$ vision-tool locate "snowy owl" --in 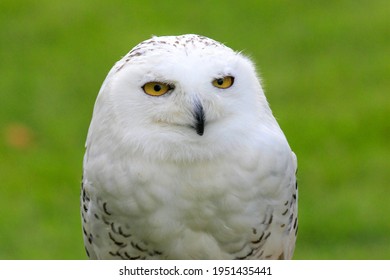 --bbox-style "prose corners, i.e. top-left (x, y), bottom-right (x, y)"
top-left (81, 34), bottom-right (298, 260)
